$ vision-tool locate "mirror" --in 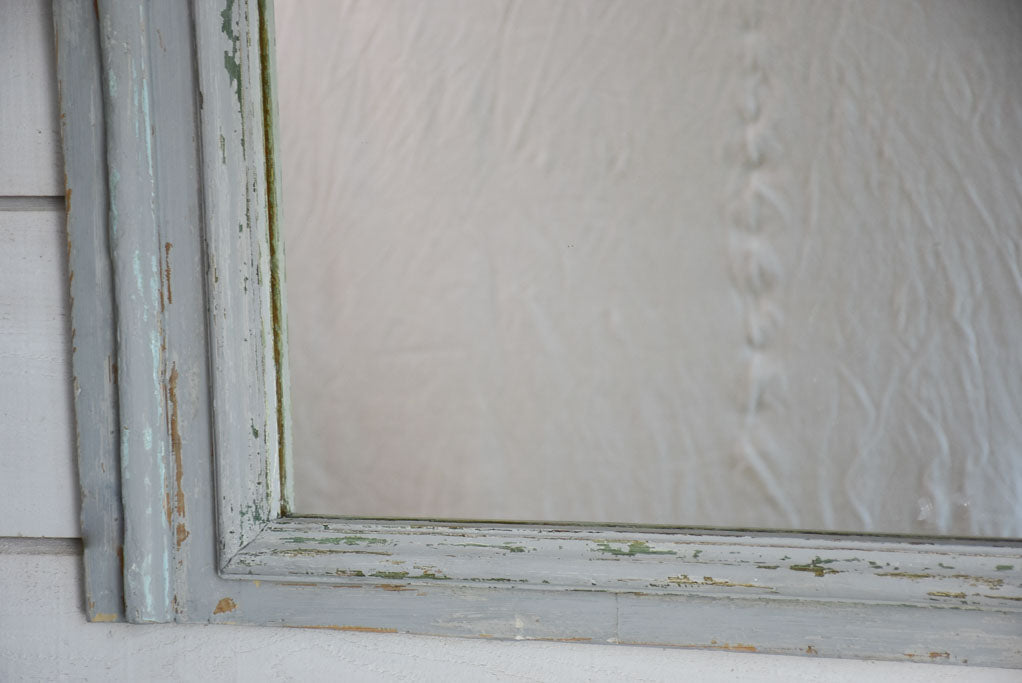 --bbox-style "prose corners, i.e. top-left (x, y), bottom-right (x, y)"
top-left (274, 0), bottom-right (1022, 536)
